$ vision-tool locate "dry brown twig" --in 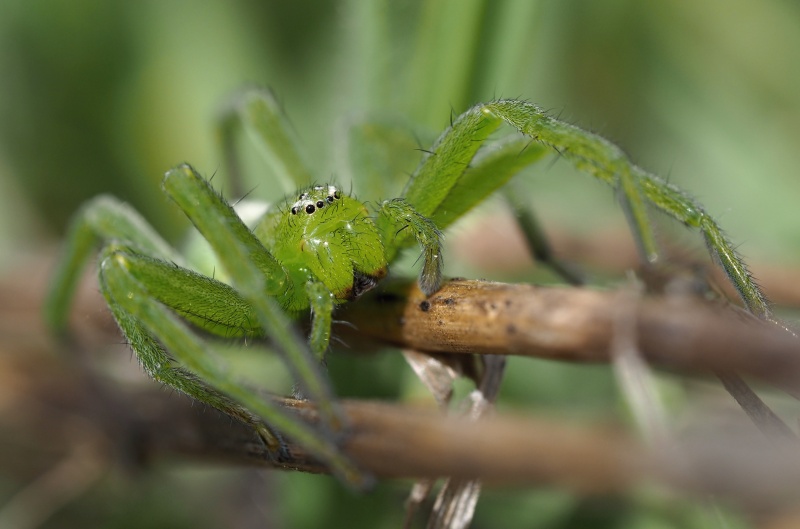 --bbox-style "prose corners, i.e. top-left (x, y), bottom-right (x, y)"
top-left (5, 348), bottom-right (800, 511)
top-left (341, 278), bottom-right (800, 390)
